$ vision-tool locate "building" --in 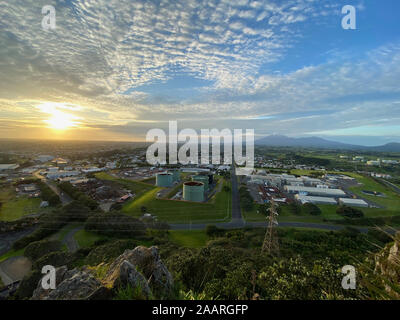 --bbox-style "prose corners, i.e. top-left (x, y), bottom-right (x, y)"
top-left (36, 155), bottom-right (54, 163)
top-left (192, 175), bottom-right (209, 191)
top-left (295, 194), bottom-right (337, 205)
top-left (47, 171), bottom-right (80, 180)
top-left (284, 185), bottom-right (346, 197)
top-left (0, 163), bottom-right (19, 171)
top-left (367, 160), bottom-right (380, 166)
top-left (183, 181), bottom-right (204, 202)
top-left (167, 169), bottom-right (180, 182)
top-left (338, 198), bottom-right (369, 207)
top-left (156, 173), bottom-right (173, 187)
